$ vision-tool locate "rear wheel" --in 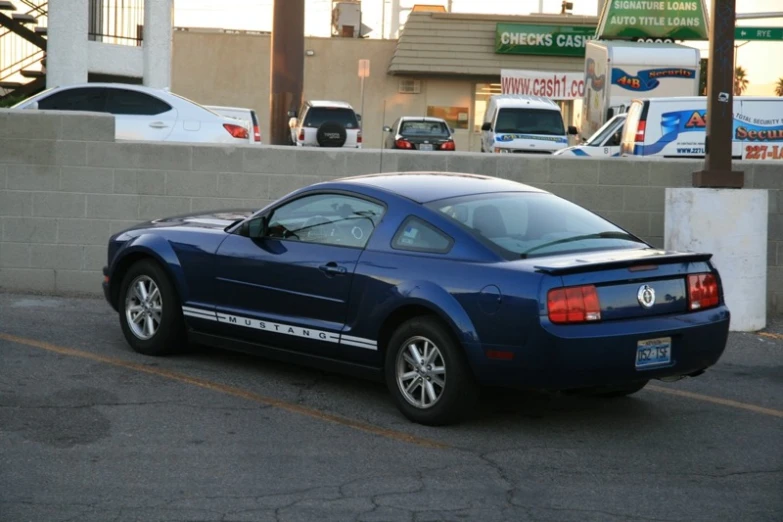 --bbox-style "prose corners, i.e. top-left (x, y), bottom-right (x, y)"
top-left (384, 317), bottom-right (478, 426)
top-left (118, 259), bottom-right (187, 356)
